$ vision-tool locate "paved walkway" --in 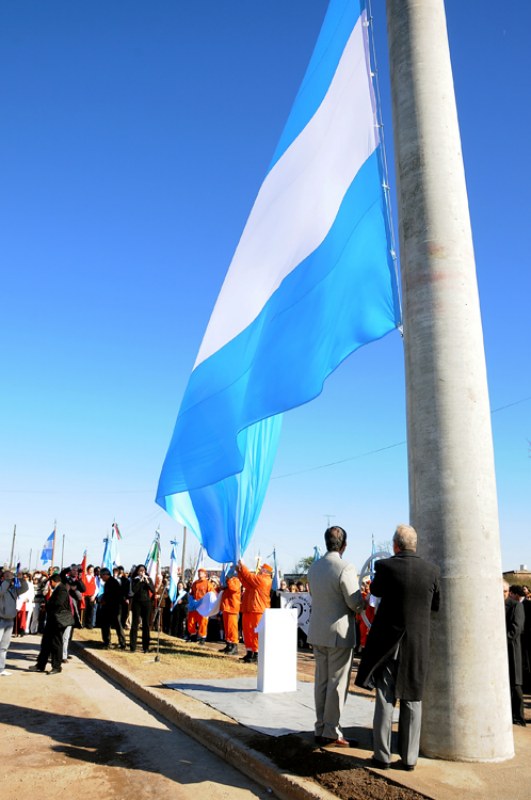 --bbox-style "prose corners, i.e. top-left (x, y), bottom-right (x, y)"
top-left (0, 636), bottom-right (273, 800)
